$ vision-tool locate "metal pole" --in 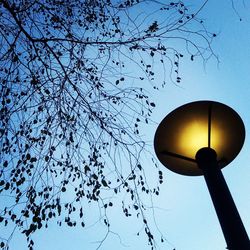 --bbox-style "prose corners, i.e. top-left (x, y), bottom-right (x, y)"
top-left (196, 147), bottom-right (250, 250)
